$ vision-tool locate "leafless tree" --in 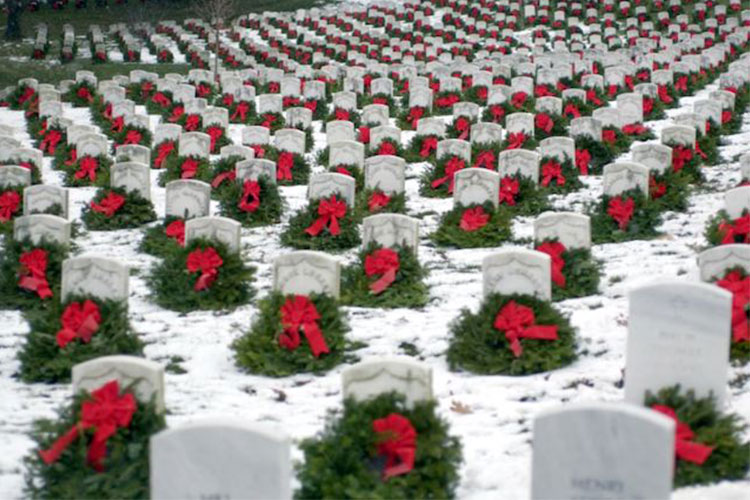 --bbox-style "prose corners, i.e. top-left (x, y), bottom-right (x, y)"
top-left (192, 0), bottom-right (238, 81)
